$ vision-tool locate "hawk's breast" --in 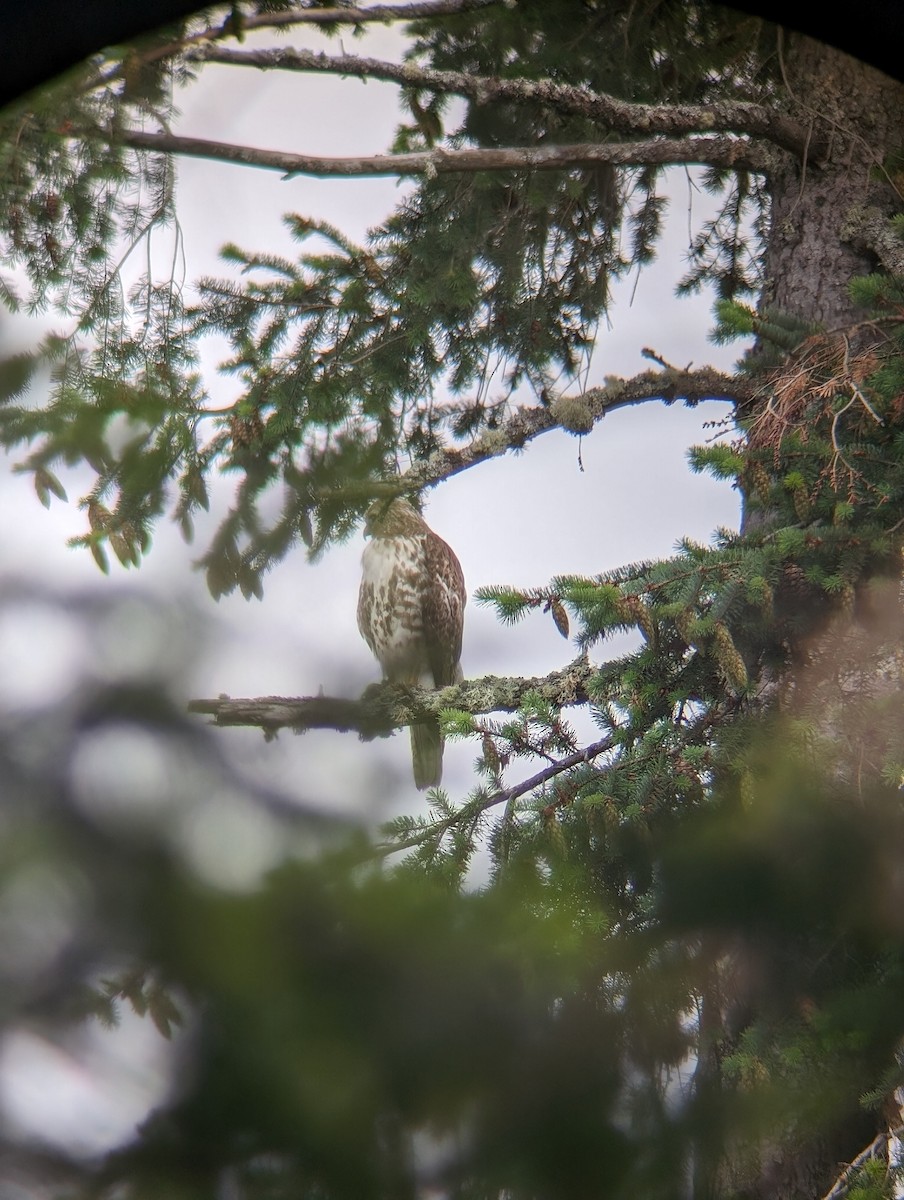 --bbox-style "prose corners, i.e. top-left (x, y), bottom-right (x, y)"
top-left (358, 533), bottom-right (433, 684)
